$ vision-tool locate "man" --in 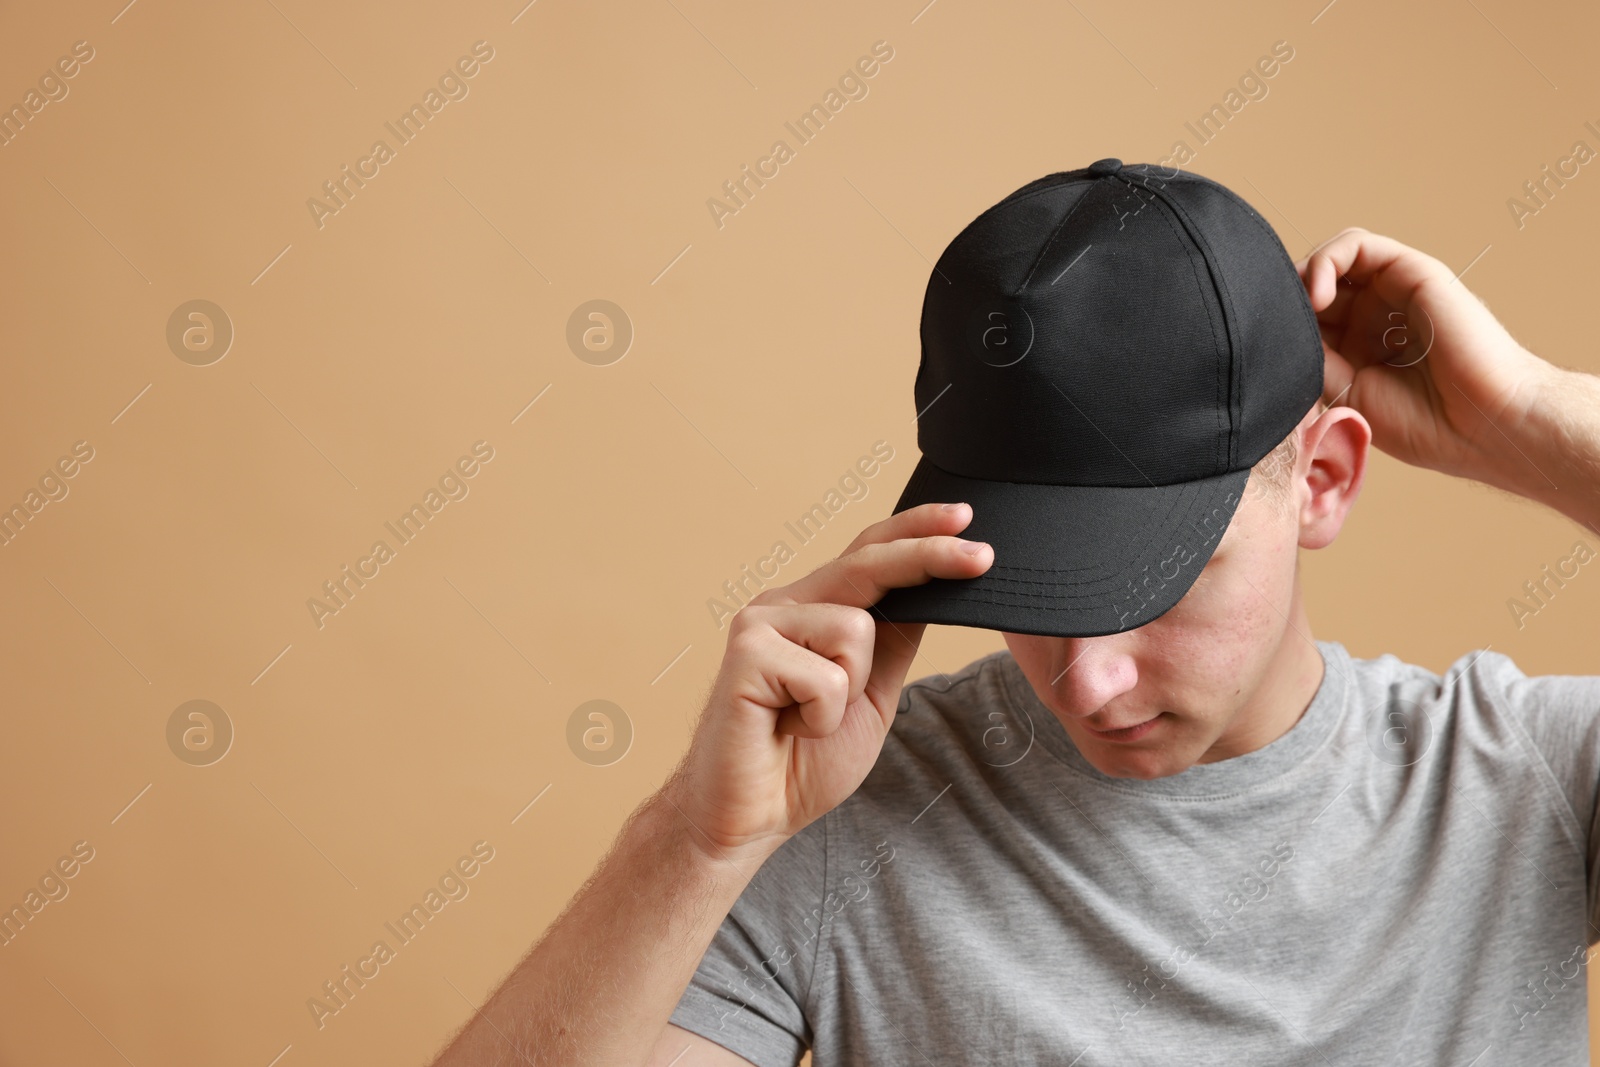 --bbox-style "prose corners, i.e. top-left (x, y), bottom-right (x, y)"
top-left (428, 161), bottom-right (1600, 1065)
